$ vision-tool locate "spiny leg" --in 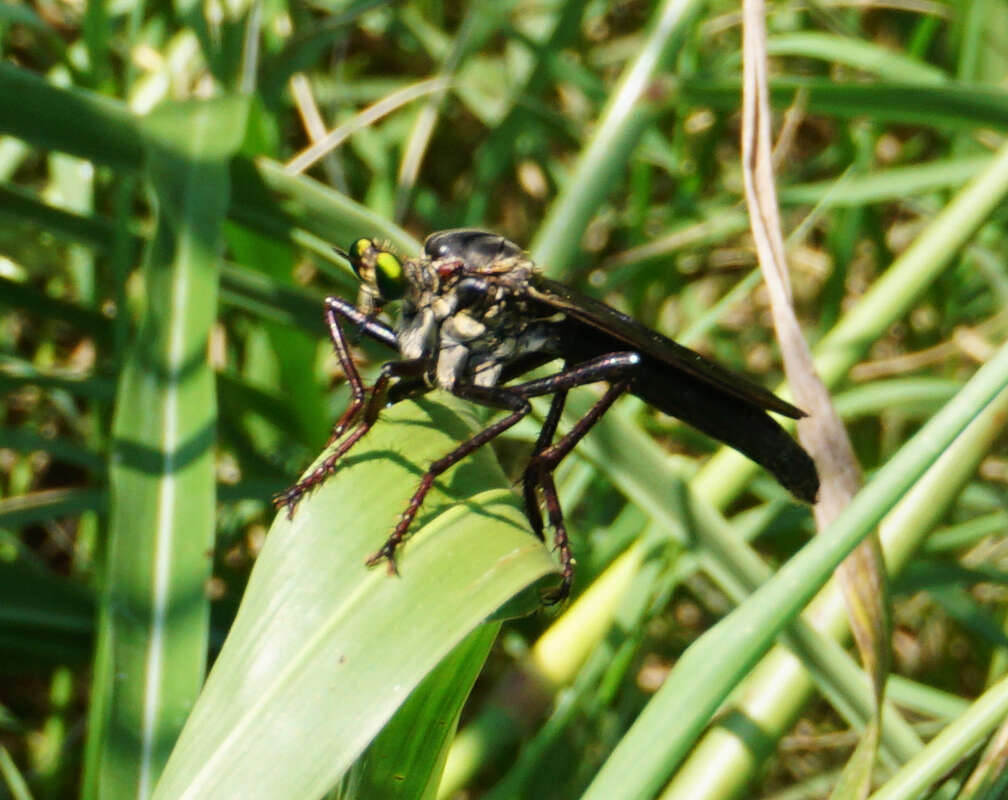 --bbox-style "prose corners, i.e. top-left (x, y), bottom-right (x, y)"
top-left (274, 366), bottom-right (391, 516)
top-left (509, 353), bottom-right (641, 483)
top-left (321, 297), bottom-right (397, 444)
top-left (366, 384), bottom-right (532, 573)
top-left (536, 468), bottom-right (573, 604)
top-left (527, 378), bottom-right (632, 474)
top-left (275, 297), bottom-right (424, 516)
top-left (276, 358), bottom-right (429, 515)
top-left (366, 352), bottom-right (640, 585)
top-left (508, 352), bottom-right (640, 483)
top-left (522, 389), bottom-right (568, 541)
top-left (506, 354), bottom-right (639, 600)
top-left (524, 379), bottom-right (631, 602)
